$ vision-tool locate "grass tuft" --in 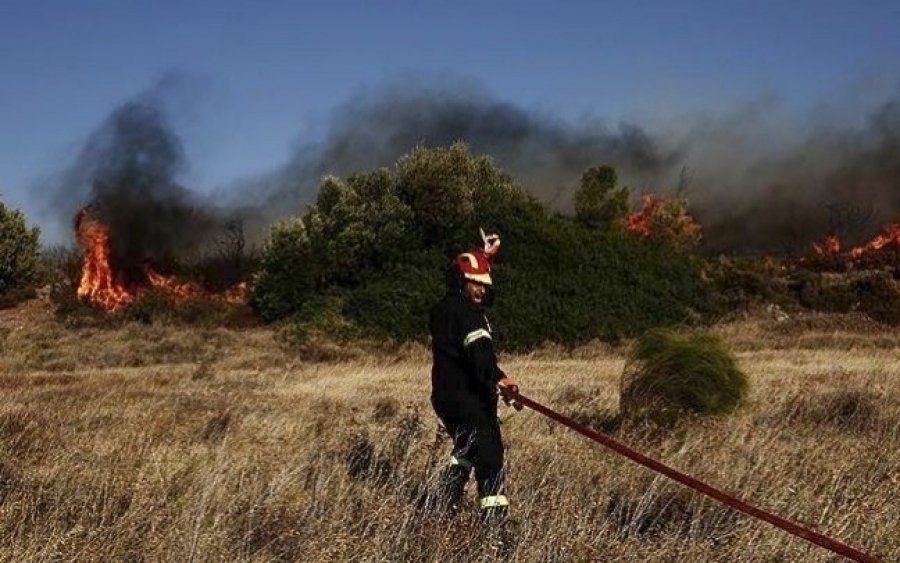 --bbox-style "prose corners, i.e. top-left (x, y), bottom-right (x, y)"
top-left (782, 390), bottom-right (881, 431)
top-left (621, 328), bottom-right (748, 423)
